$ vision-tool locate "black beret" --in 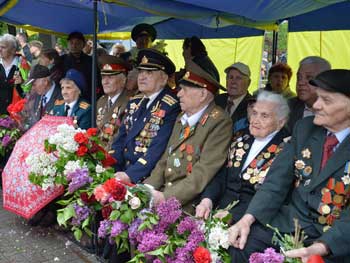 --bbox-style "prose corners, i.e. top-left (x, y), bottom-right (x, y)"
top-left (309, 69), bottom-right (350, 96)
top-left (131, 23), bottom-right (157, 42)
top-left (137, 48), bottom-right (175, 76)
